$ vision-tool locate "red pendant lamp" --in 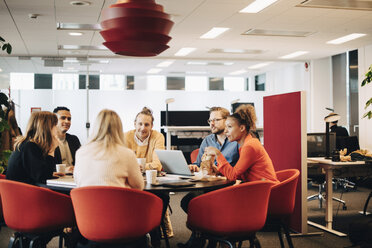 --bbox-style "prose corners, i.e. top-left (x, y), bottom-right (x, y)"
top-left (100, 0), bottom-right (174, 57)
